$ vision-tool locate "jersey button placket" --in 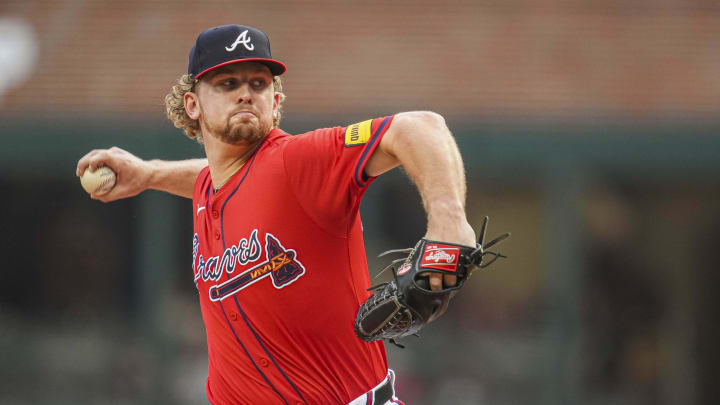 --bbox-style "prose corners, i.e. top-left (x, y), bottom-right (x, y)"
top-left (212, 210), bottom-right (219, 219)
top-left (214, 231), bottom-right (221, 240)
top-left (259, 357), bottom-right (269, 367)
